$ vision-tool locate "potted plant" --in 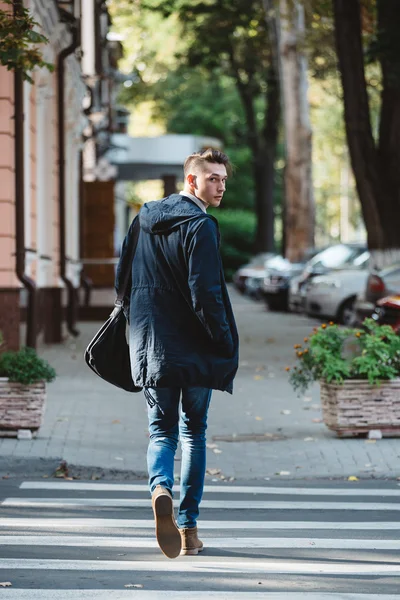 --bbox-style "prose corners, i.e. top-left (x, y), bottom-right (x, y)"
top-left (0, 333), bottom-right (56, 435)
top-left (287, 319), bottom-right (400, 437)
